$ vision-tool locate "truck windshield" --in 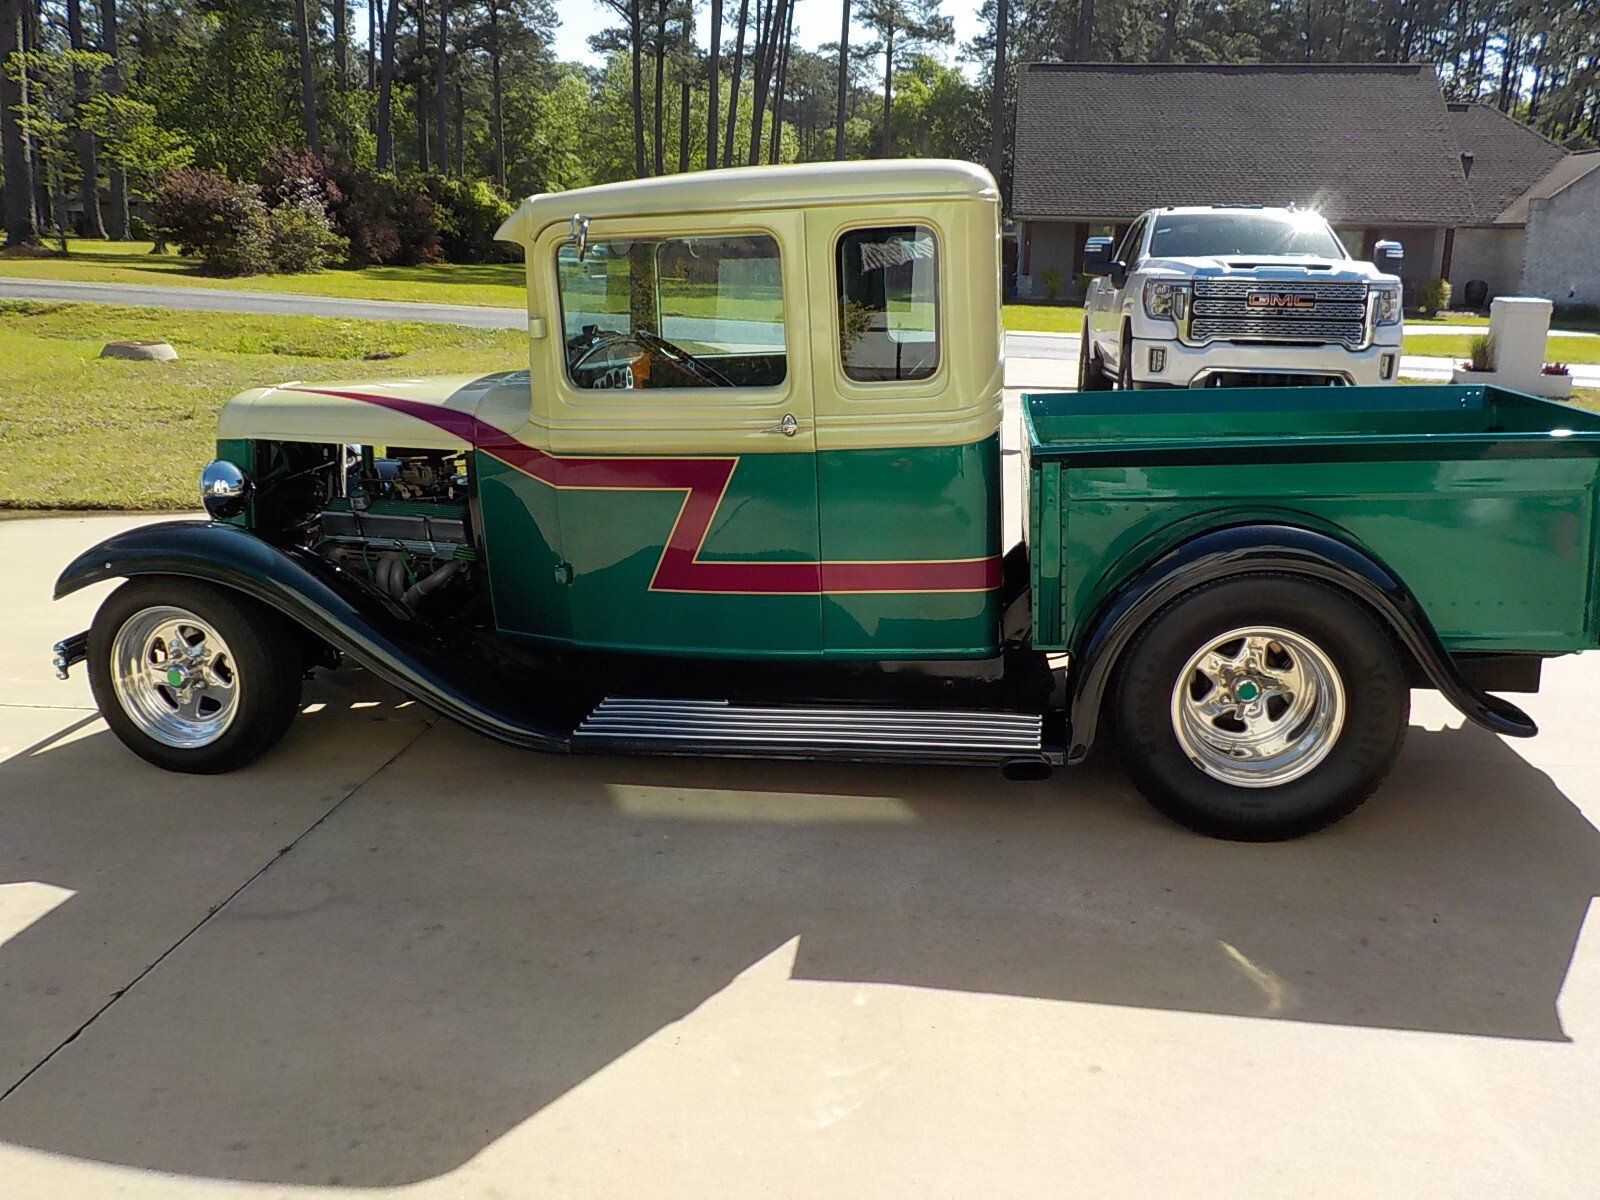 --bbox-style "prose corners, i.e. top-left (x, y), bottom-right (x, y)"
top-left (1148, 213), bottom-right (1345, 260)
